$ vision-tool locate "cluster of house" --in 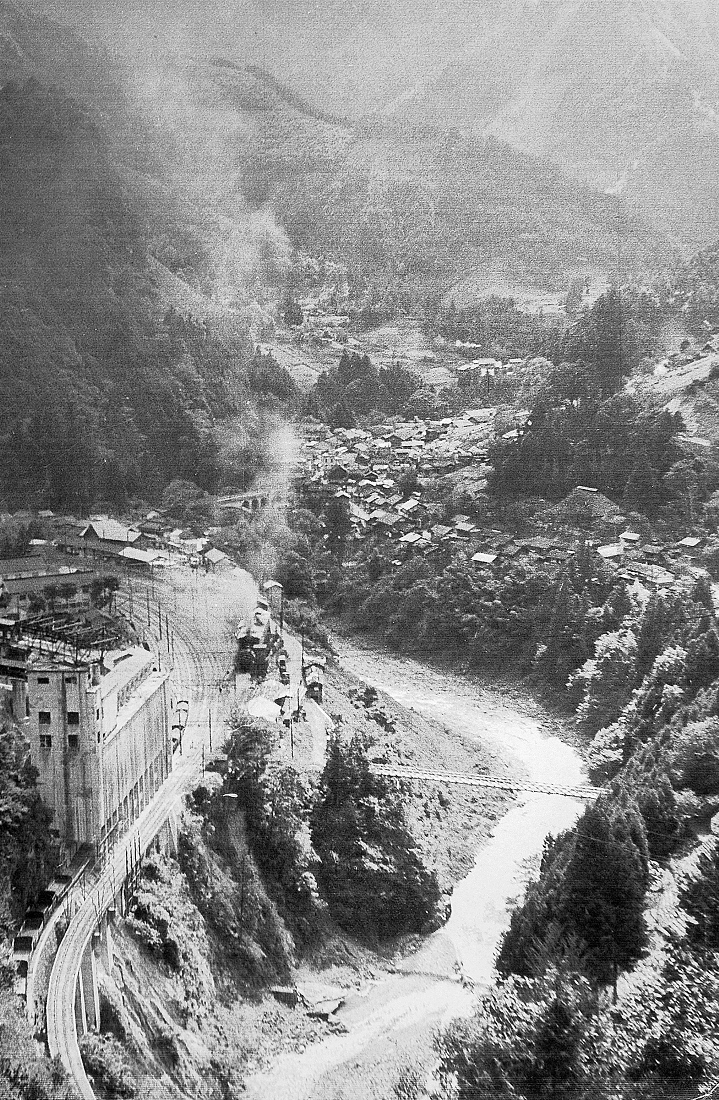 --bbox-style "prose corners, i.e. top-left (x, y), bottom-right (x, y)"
top-left (455, 356), bottom-right (525, 390)
top-left (299, 423), bottom-right (708, 588)
top-left (0, 515), bottom-right (235, 617)
top-left (300, 411), bottom-right (495, 519)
